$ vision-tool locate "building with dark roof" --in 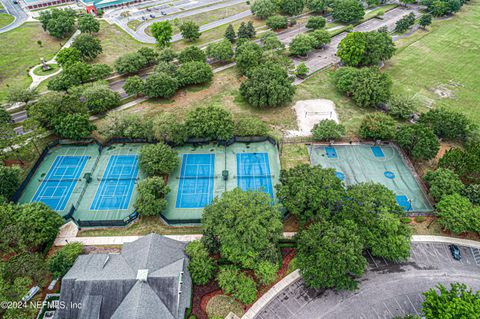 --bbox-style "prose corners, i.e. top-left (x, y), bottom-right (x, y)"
top-left (55, 234), bottom-right (192, 319)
